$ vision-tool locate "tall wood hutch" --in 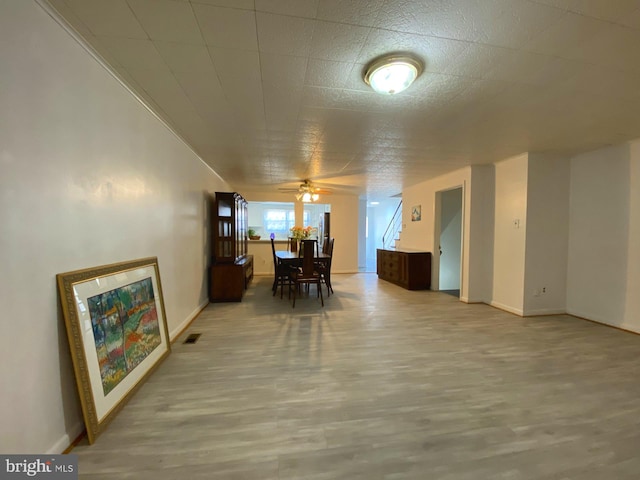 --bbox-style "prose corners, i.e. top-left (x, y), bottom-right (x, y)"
top-left (210, 192), bottom-right (253, 302)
